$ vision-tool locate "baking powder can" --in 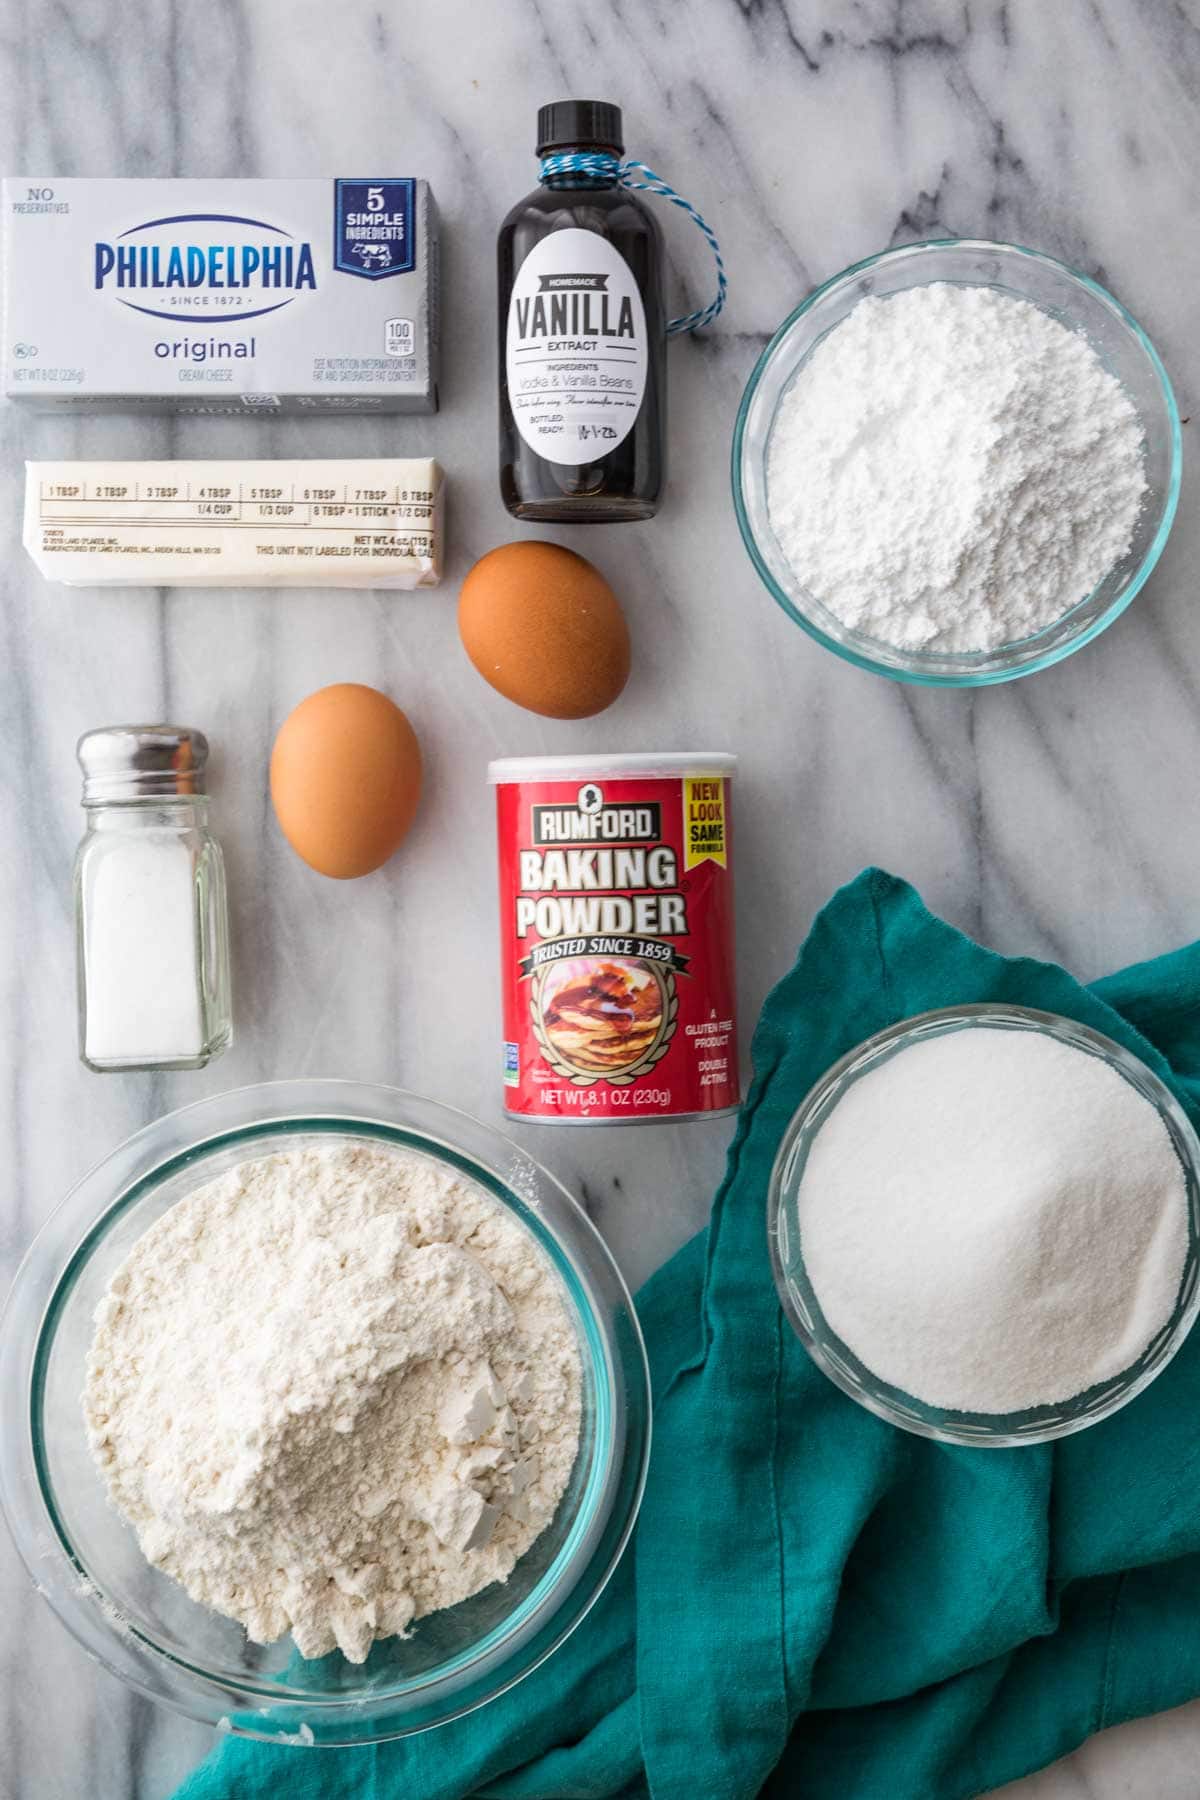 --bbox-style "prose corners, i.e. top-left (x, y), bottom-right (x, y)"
top-left (489, 753), bottom-right (739, 1124)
